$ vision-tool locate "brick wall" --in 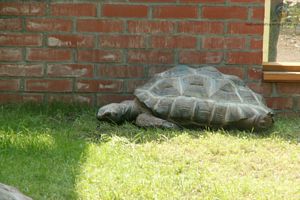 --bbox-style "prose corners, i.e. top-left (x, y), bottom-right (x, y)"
top-left (0, 0), bottom-right (268, 108)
